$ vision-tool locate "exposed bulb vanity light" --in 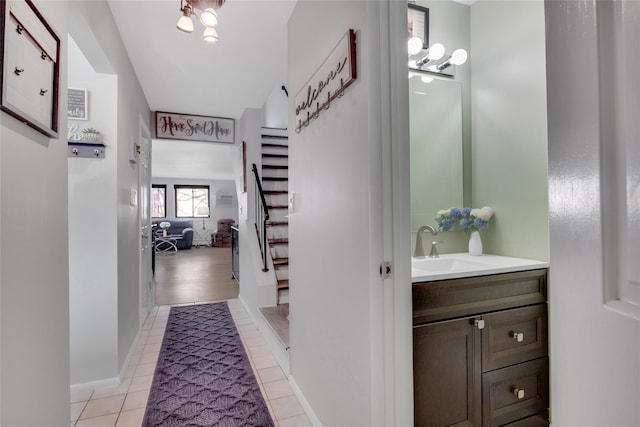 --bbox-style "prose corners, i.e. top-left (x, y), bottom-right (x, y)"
top-left (409, 41), bottom-right (468, 77)
top-left (416, 42), bottom-right (446, 67)
top-left (408, 36), bottom-right (423, 55)
top-left (437, 48), bottom-right (468, 71)
top-left (176, 0), bottom-right (224, 43)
